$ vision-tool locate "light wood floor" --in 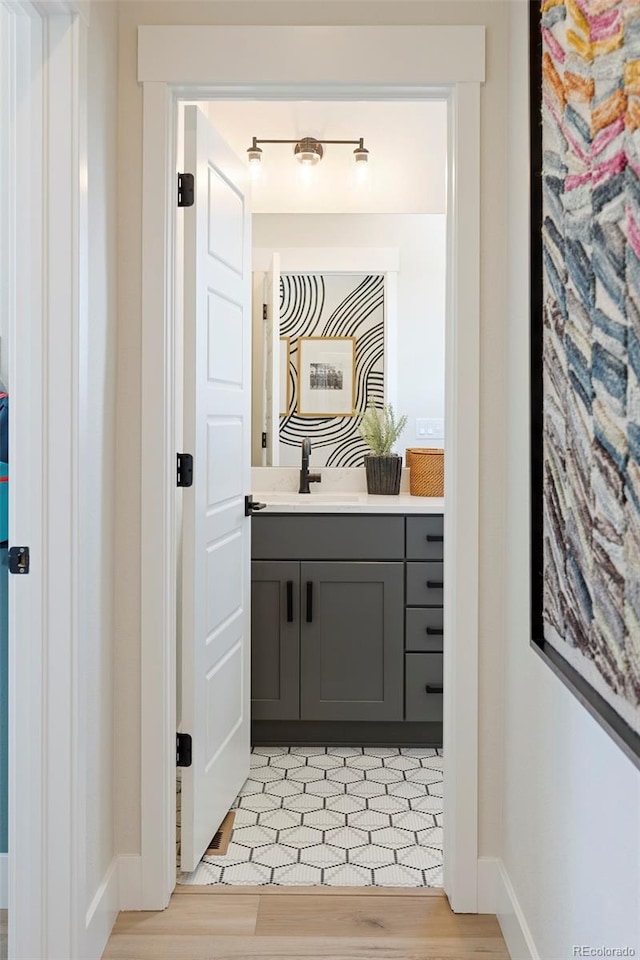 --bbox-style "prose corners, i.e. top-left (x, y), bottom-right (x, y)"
top-left (103, 886), bottom-right (510, 959)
